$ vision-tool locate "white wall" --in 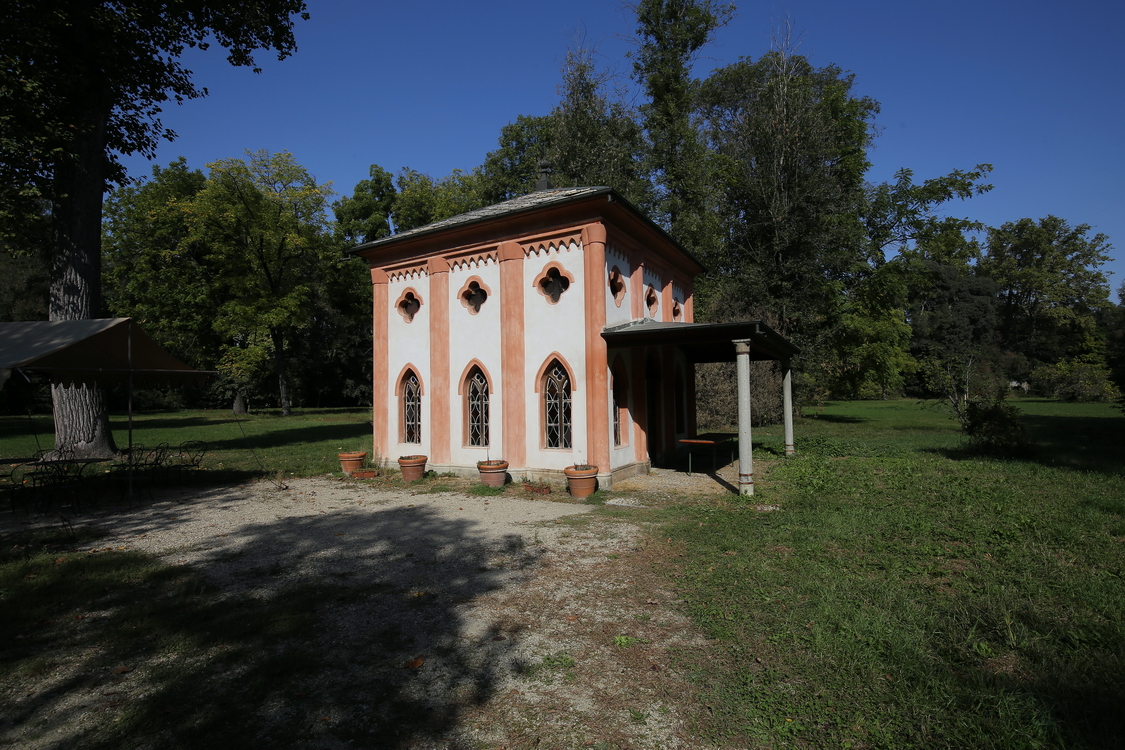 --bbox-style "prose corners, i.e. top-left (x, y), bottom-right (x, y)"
top-left (387, 270), bottom-right (431, 459)
top-left (604, 244), bottom-right (635, 327)
top-left (447, 258), bottom-right (503, 465)
top-left (523, 239), bottom-right (587, 469)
